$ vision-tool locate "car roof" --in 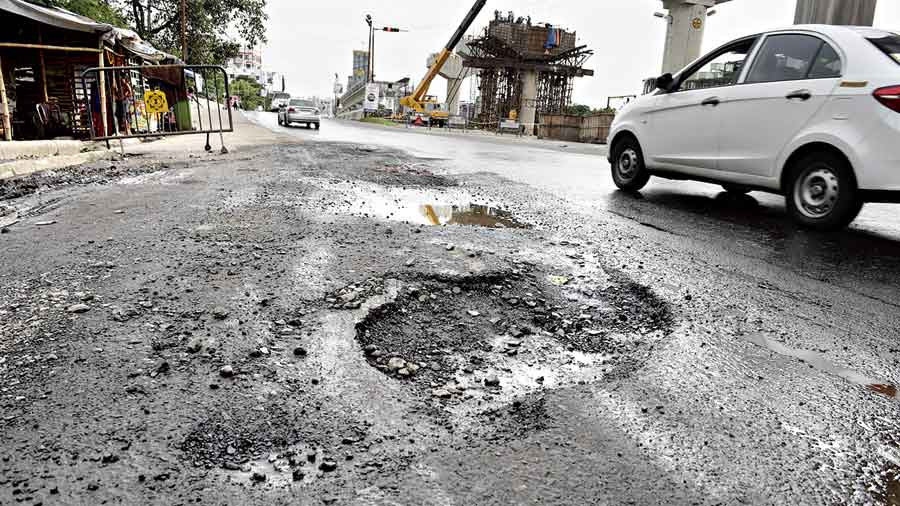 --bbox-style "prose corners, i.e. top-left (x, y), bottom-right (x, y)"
top-left (766, 24), bottom-right (897, 39)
